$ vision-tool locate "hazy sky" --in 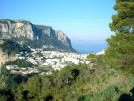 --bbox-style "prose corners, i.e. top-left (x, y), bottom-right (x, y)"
top-left (0, 0), bottom-right (116, 53)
